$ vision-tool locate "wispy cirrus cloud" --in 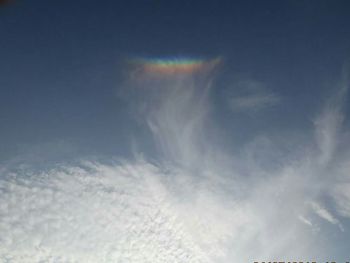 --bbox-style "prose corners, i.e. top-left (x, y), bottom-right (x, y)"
top-left (0, 59), bottom-right (349, 262)
top-left (229, 92), bottom-right (280, 111)
top-left (227, 80), bottom-right (280, 112)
